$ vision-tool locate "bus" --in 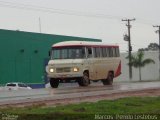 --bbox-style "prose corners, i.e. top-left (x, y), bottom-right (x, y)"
top-left (46, 41), bottom-right (121, 88)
